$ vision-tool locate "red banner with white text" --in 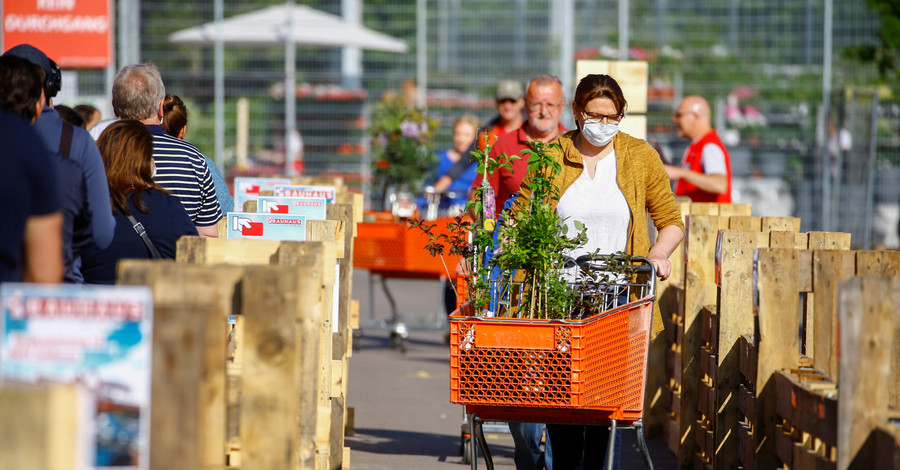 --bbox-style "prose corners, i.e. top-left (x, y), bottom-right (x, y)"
top-left (2, 0), bottom-right (111, 68)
